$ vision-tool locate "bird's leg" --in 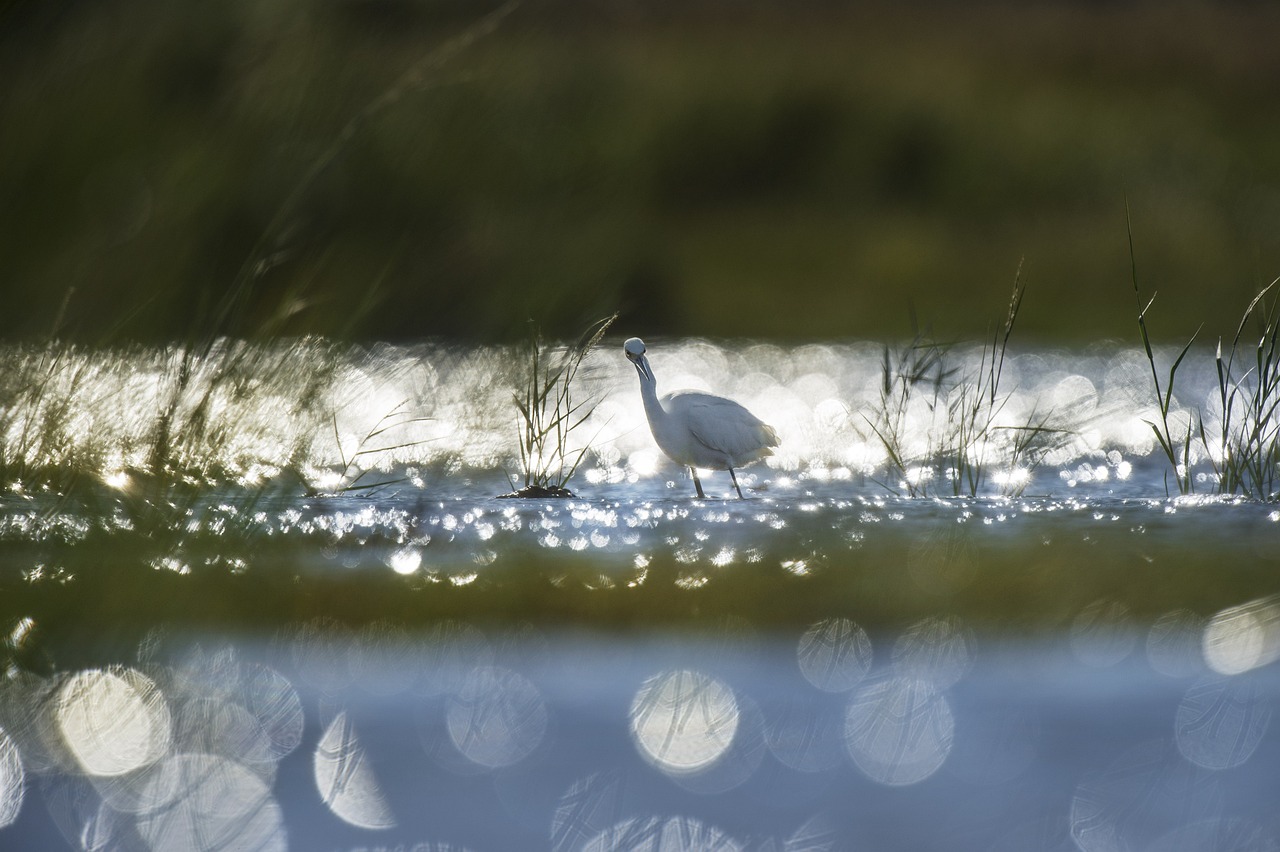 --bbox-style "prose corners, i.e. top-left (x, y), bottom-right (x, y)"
top-left (691, 468), bottom-right (706, 499)
top-left (728, 467), bottom-right (744, 499)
